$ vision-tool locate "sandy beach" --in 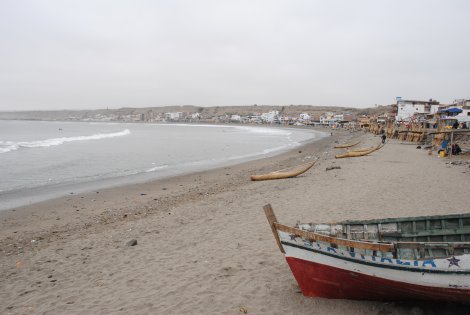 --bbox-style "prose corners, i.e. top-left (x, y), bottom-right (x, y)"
top-left (1, 130), bottom-right (469, 315)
